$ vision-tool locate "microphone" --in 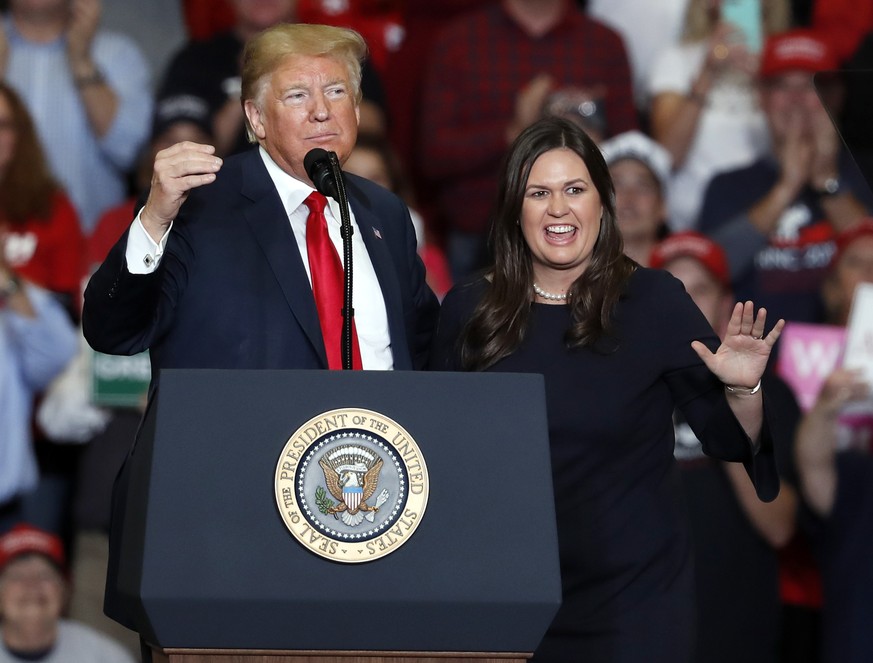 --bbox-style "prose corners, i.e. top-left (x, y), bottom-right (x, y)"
top-left (302, 147), bottom-right (356, 370)
top-left (303, 148), bottom-right (339, 199)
